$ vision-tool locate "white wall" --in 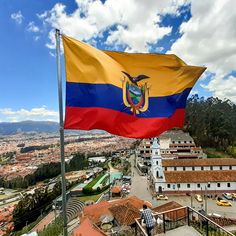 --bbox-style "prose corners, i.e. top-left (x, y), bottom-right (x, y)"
top-left (155, 181), bottom-right (236, 192)
top-left (163, 165), bottom-right (236, 172)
